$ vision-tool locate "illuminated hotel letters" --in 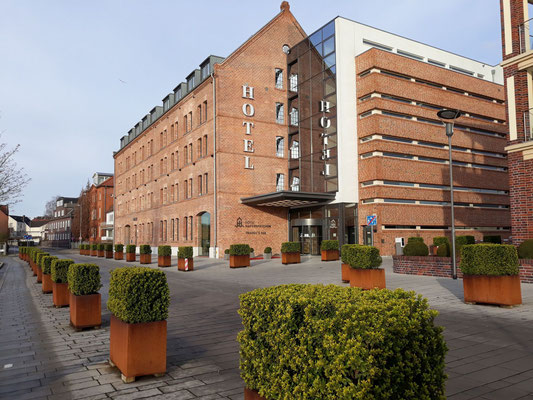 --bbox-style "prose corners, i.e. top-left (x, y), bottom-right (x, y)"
top-left (242, 84), bottom-right (255, 169)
